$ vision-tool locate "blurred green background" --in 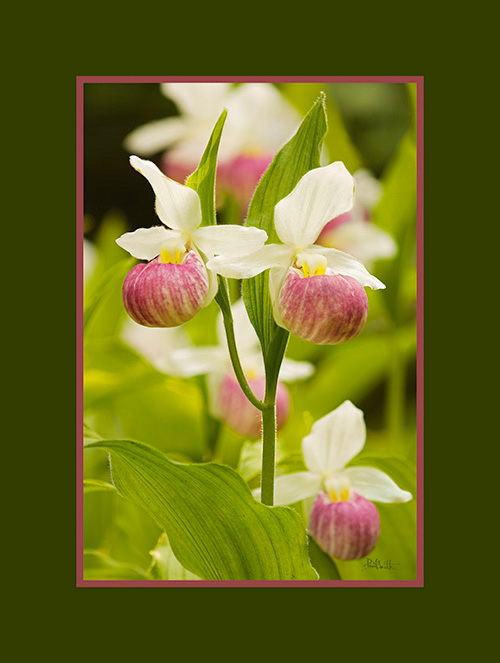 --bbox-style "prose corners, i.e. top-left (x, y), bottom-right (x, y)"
top-left (83, 82), bottom-right (417, 581)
